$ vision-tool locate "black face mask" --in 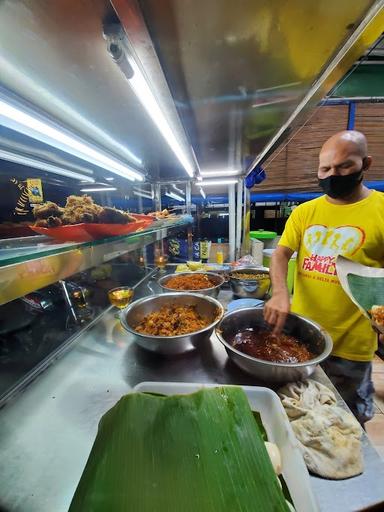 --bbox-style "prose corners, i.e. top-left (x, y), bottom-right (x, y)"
top-left (318, 168), bottom-right (364, 199)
